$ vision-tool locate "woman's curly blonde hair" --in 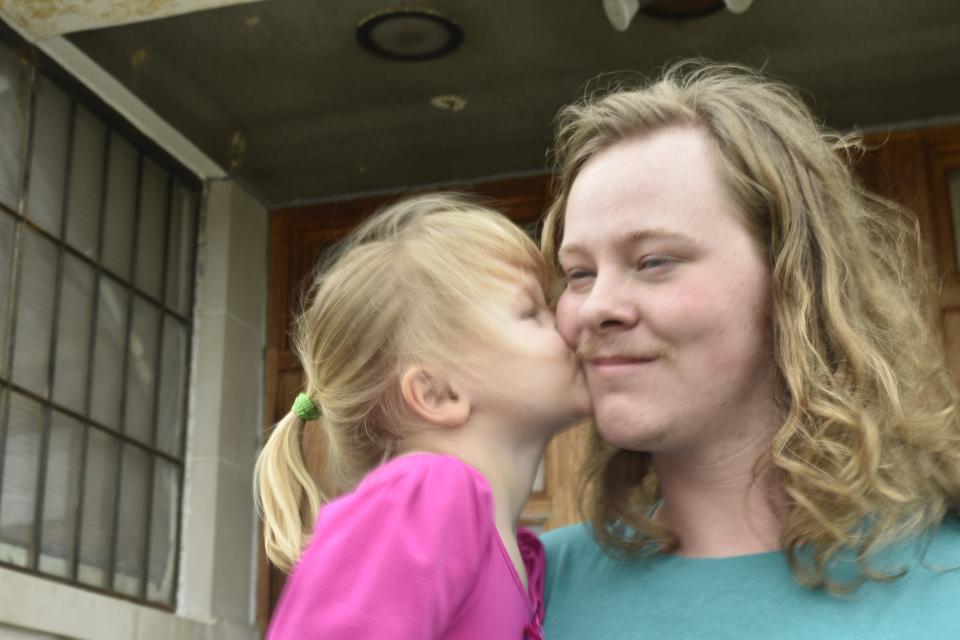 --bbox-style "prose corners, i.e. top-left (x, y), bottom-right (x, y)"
top-left (540, 60), bottom-right (960, 590)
